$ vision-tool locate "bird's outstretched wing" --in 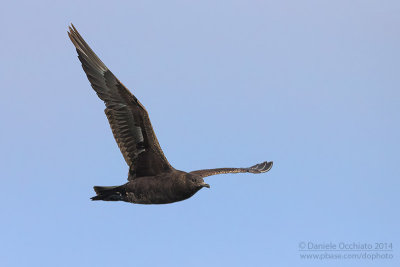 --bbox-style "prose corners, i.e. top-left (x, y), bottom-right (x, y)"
top-left (68, 24), bottom-right (172, 178)
top-left (190, 161), bottom-right (273, 178)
